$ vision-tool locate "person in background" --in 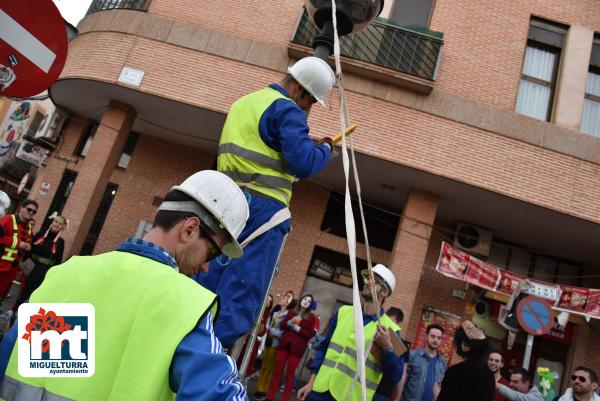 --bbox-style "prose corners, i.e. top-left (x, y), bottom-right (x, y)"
top-left (0, 199), bottom-right (36, 301)
top-left (267, 294), bottom-right (318, 401)
top-left (254, 291), bottom-right (297, 401)
top-left (557, 367), bottom-right (599, 401)
top-left (17, 213), bottom-right (67, 305)
top-left (437, 320), bottom-right (495, 401)
top-left (374, 307), bottom-right (408, 401)
top-left (497, 368), bottom-right (544, 401)
top-left (402, 324), bottom-right (447, 401)
top-left (488, 350), bottom-right (510, 401)
top-left (0, 191), bottom-right (10, 217)
top-left (297, 264), bottom-right (402, 401)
